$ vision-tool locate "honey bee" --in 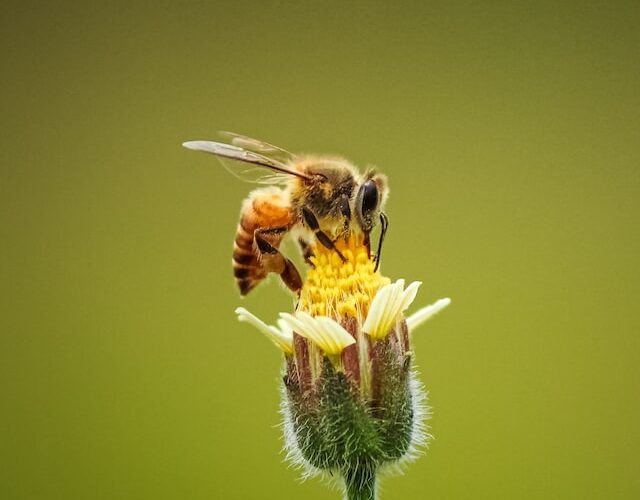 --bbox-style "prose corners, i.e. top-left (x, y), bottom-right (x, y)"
top-left (183, 132), bottom-right (389, 296)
